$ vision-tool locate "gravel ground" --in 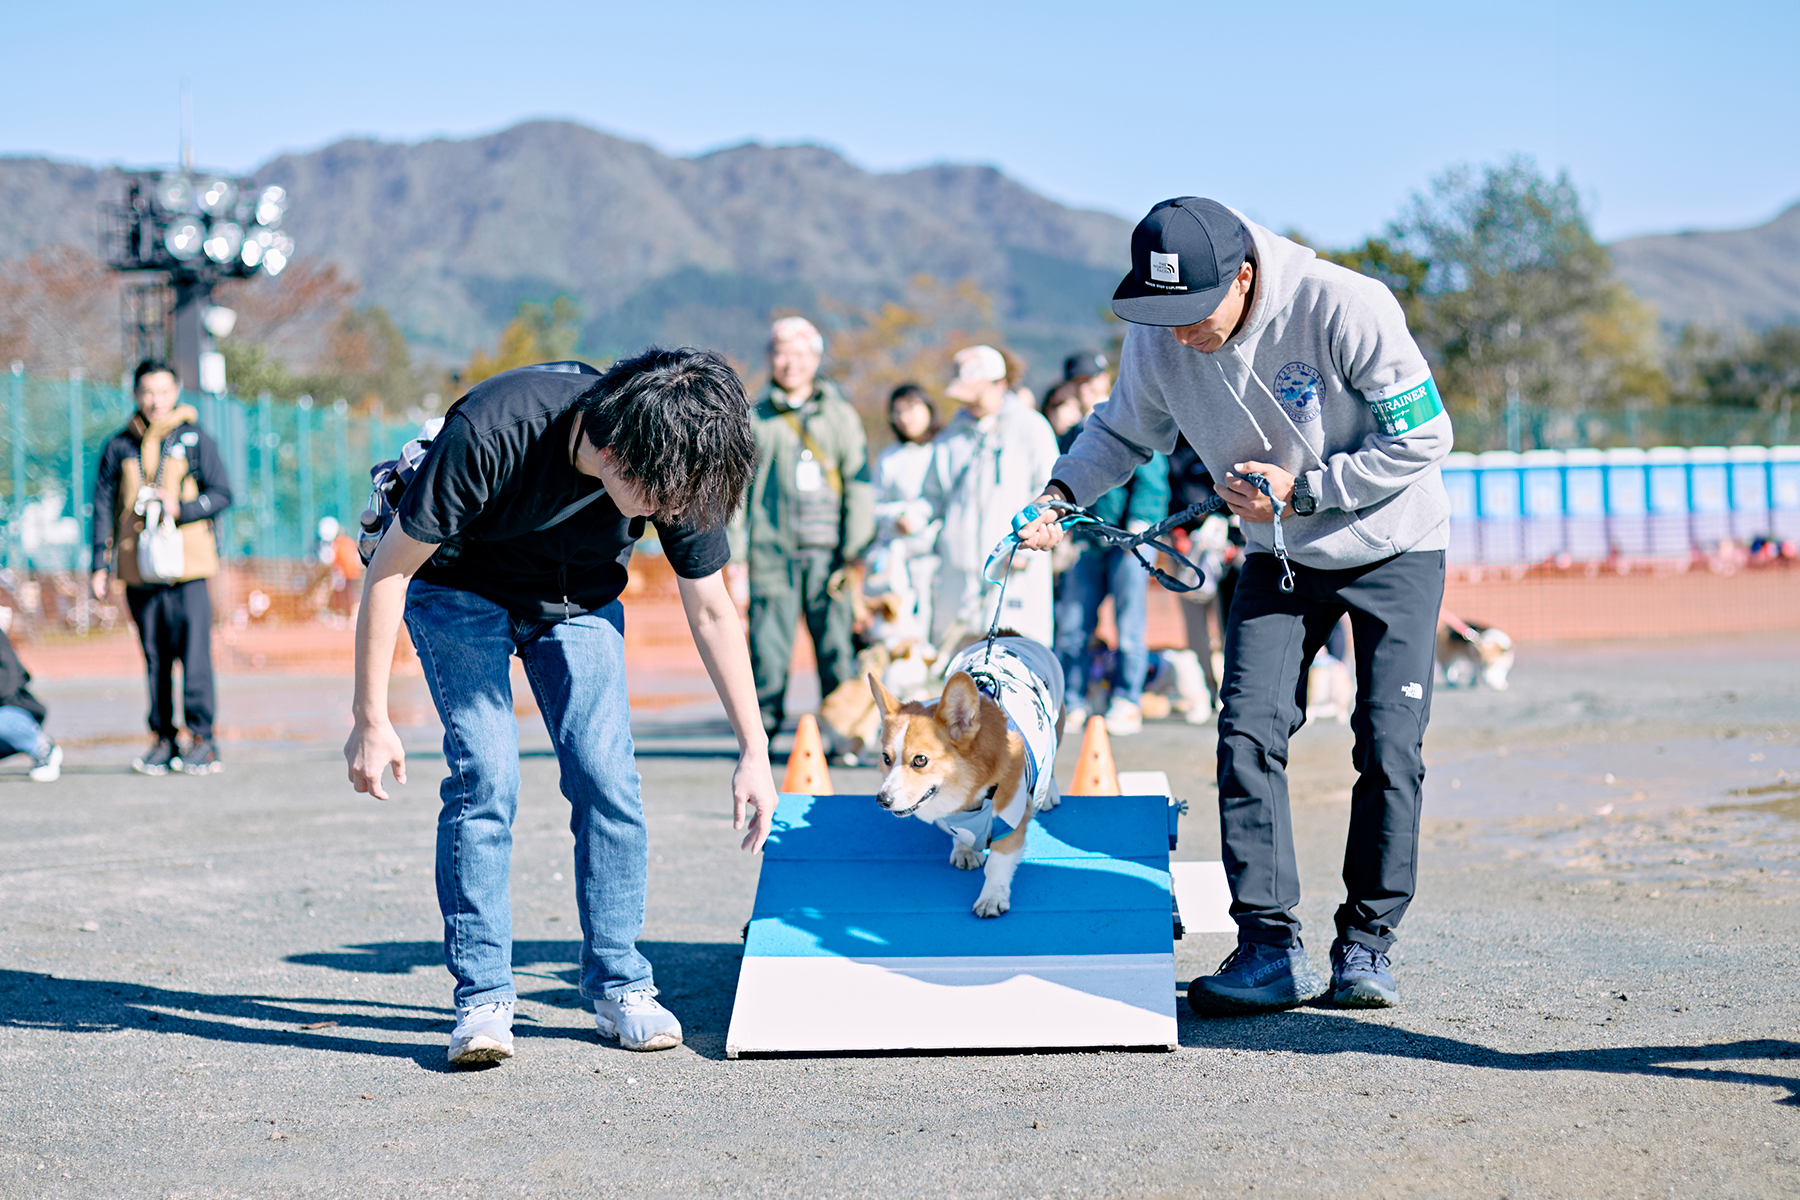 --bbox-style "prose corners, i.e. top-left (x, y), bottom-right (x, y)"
top-left (1, 634), bottom-right (1795, 1198)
